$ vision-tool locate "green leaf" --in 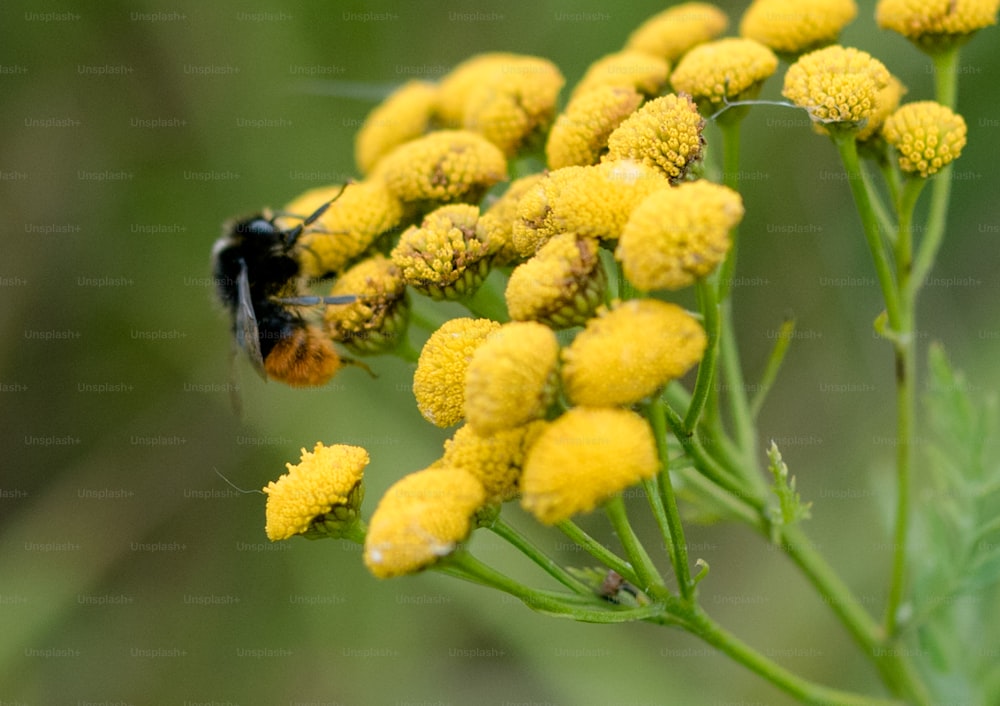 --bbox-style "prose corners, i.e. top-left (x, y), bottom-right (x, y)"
top-left (765, 441), bottom-right (811, 542)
